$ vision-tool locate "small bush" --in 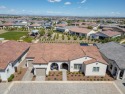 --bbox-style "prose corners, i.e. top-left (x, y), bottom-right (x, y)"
top-left (8, 74), bottom-right (14, 82)
top-left (0, 79), bottom-right (2, 82)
